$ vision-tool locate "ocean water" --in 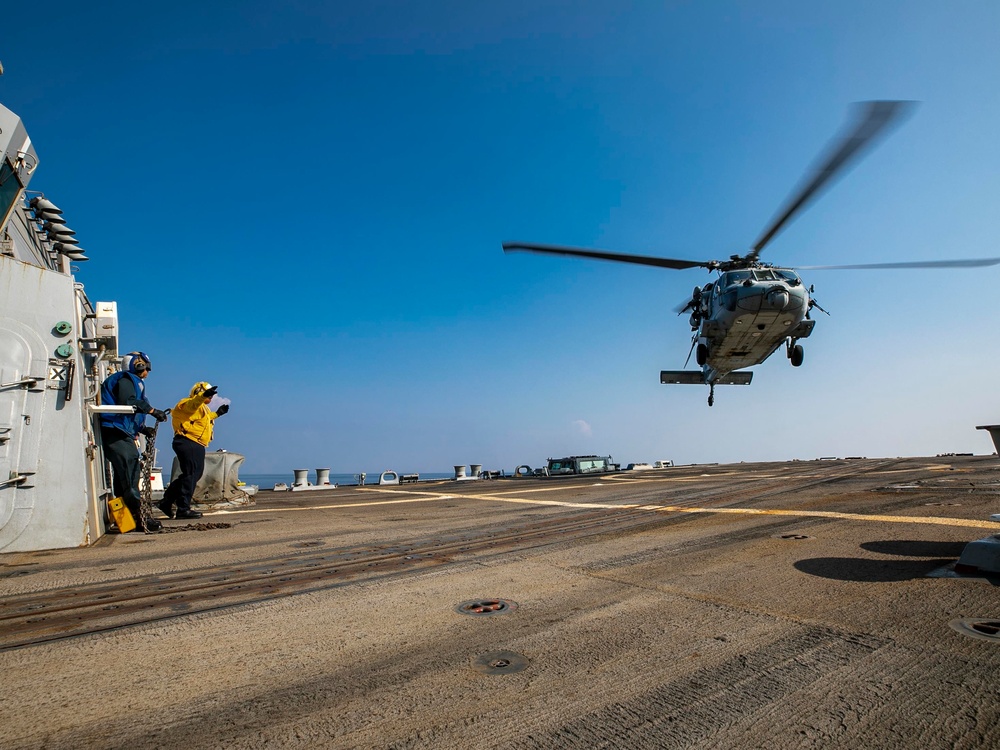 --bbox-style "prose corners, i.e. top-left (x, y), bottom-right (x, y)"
top-left (241, 471), bottom-right (454, 488)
